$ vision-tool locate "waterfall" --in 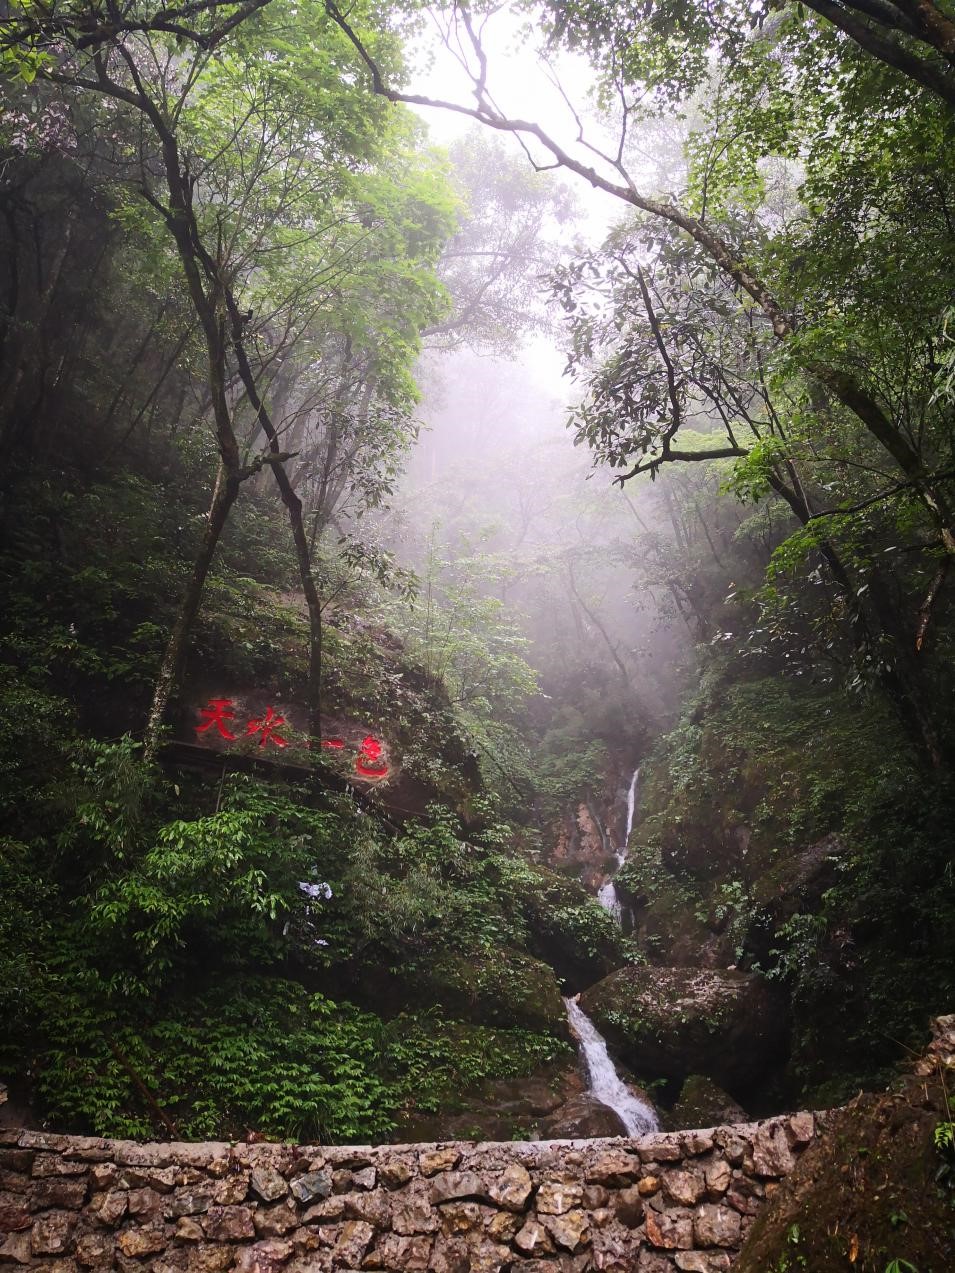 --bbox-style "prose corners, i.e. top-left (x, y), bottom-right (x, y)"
top-left (564, 996), bottom-right (659, 1135)
top-left (597, 766), bottom-right (640, 921)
